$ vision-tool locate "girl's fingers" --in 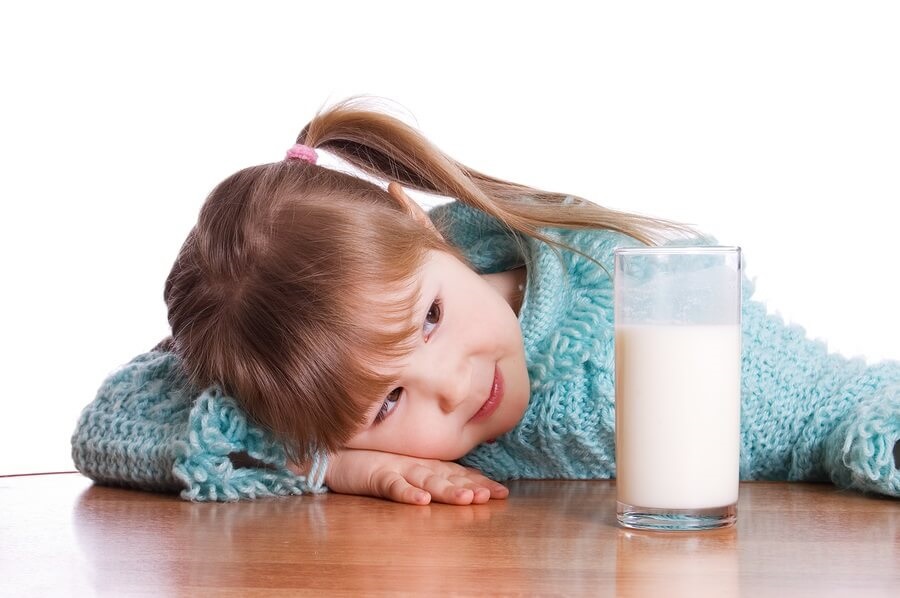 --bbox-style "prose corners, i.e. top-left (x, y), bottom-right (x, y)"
top-left (431, 463), bottom-right (508, 494)
top-left (421, 464), bottom-right (509, 503)
top-left (455, 467), bottom-right (510, 499)
top-left (420, 474), bottom-right (476, 505)
top-left (372, 470), bottom-right (431, 505)
top-left (403, 466), bottom-right (476, 505)
top-left (371, 461), bottom-right (509, 506)
top-left (445, 475), bottom-right (494, 504)
top-left (411, 469), bottom-right (491, 505)
top-left (470, 478), bottom-right (508, 499)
